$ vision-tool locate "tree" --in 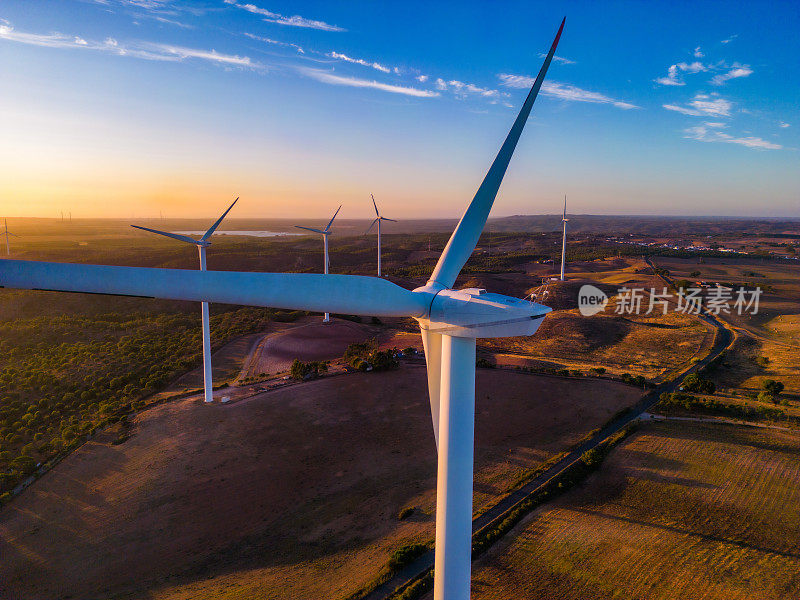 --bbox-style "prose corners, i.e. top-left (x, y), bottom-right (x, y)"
top-left (762, 379), bottom-right (784, 396)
